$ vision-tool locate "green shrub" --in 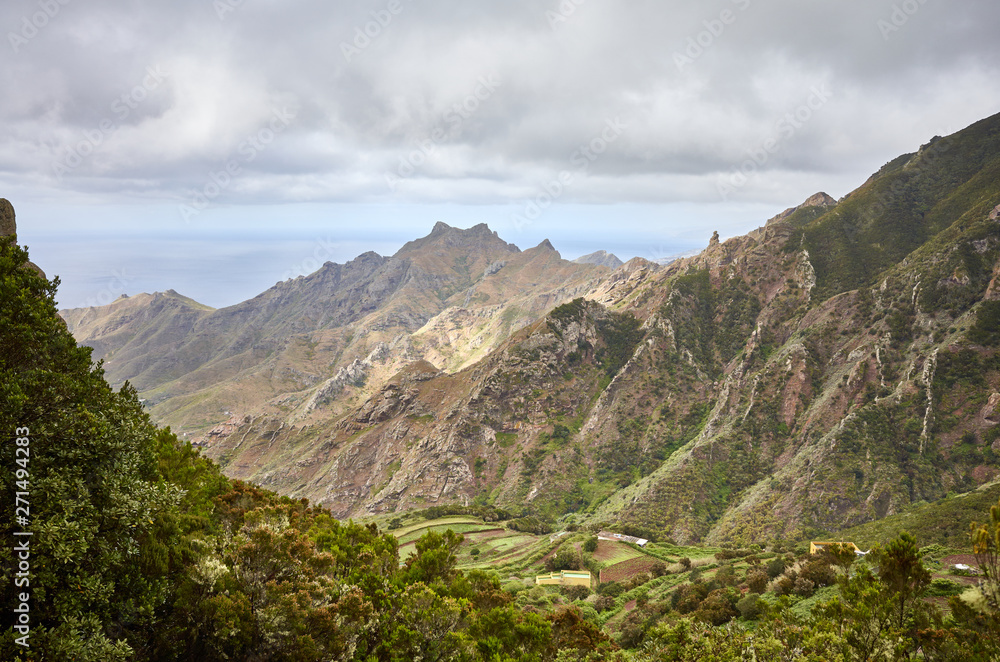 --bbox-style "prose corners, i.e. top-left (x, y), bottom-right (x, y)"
top-left (737, 593), bottom-right (764, 620)
top-left (766, 557), bottom-right (786, 579)
top-left (925, 578), bottom-right (965, 597)
top-left (746, 568), bottom-right (769, 594)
